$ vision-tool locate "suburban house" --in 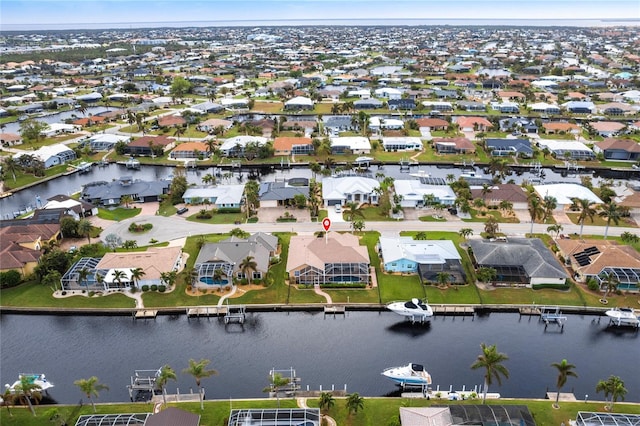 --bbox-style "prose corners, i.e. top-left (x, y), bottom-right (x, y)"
top-left (81, 177), bottom-right (170, 206)
top-left (0, 133), bottom-right (22, 146)
top-left (455, 116), bottom-right (493, 132)
top-left (536, 139), bottom-right (595, 160)
top-left (422, 101), bottom-right (454, 112)
top-left (594, 138), bottom-right (640, 161)
top-left (157, 115), bottom-right (187, 128)
top-left (13, 143), bottom-right (76, 168)
top-left (590, 121), bottom-right (626, 137)
top-left (169, 142), bottom-right (211, 159)
top-left (490, 101), bottom-right (520, 113)
top-left (469, 238), bottom-right (568, 286)
top-left (393, 179), bottom-right (457, 207)
top-left (542, 122), bottom-right (581, 135)
top-left (125, 136), bottom-right (175, 156)
top-left (369, 117), bottom-right (404, 131)
top-left (273, 137), bottom-right (314, 156)
top-left (181, 184), bottom-right (244, 208)
top-left (219, 135), bottom-right (268, 157)
top-left (191, 101), bottom-right (224, 114)
top-left (354, 98), bottom-right (383, 110)
top-left (382, 137), bottom-right (423, 152)
top-left (330, 136), bottom-right (371, 155)
top-left (378, 236), bottom-right (465, 283)
top-left (470, 184), bottom-right (529, 210)
top-left (415, 118), bottom-right (448, 131)
top-left (259, 181), bottom-right (309, 207)
top-left (60, 246), bottom-right (183, 290)
top-left (88, 134), bottom-right (130, 151)
top-left (284, 96), bottom-right (314, 110)
top-left (41, 194), bottom-right (98, 219)
top-left (528, 102), bottom-right (561, 115)
top-left (532, 183), bottom-right (602, 209)
top-left (196, 118), bottom-right (233, 133)
top-left (563, 101), bottom-right (595, 114)
top-left (322, 176), bottom-right (380, 207)
top-left (374, 87), bottom-right (402, 99)
top-left (388, 98), bottom-right (416, 110)
top-left (458, 101), bottom-right (487, 111)
top-left (324, 116), bottom-right (354, 135)
top-left (286, 232), bottom-right (370, 285)
top-left (485, 138), bottom-right (533, 157)
top-left (194, 233), bottom-right (278, 286)
top-left (0, 222), bottom-right (60, 276)
top-left (433, 137), bottom-right (476, 154)
top-left (556, 239), bottom-right (640, 291)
